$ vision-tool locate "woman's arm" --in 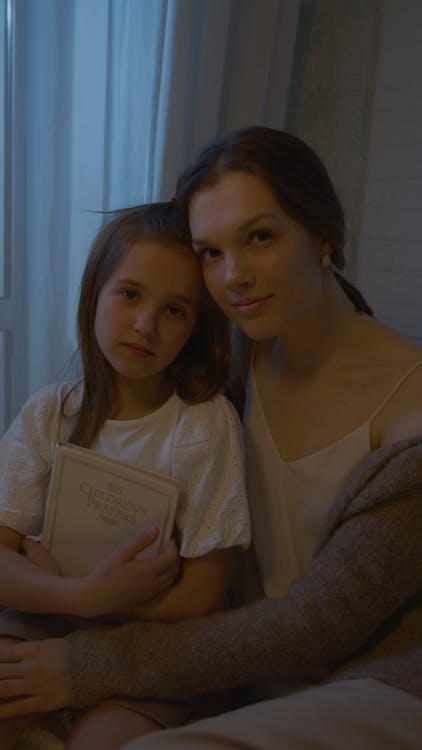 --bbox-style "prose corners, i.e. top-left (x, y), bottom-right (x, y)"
top-left (0, 436), bottom-right (420, 717)
top-left (65, 470), bottom-right (421, 707)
